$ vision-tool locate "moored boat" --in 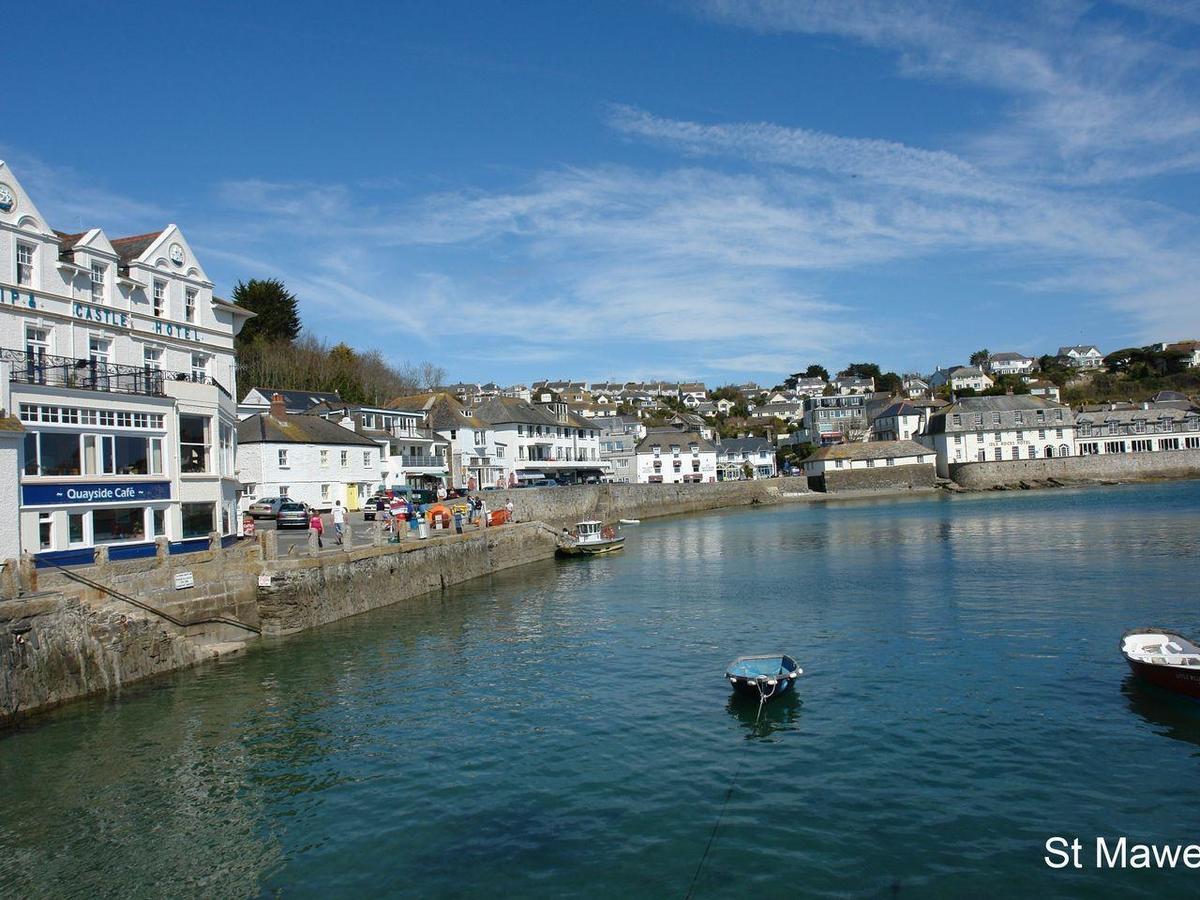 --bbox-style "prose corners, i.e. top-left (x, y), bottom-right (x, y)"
top-left (619, 518), bottom-right (640, 525)
top-left (726, 654), bottom-right (802, 701)
top-left (1121, 629), bottom-right (1200, 700)
top-left (557, 520), bottom-right (625, 556)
